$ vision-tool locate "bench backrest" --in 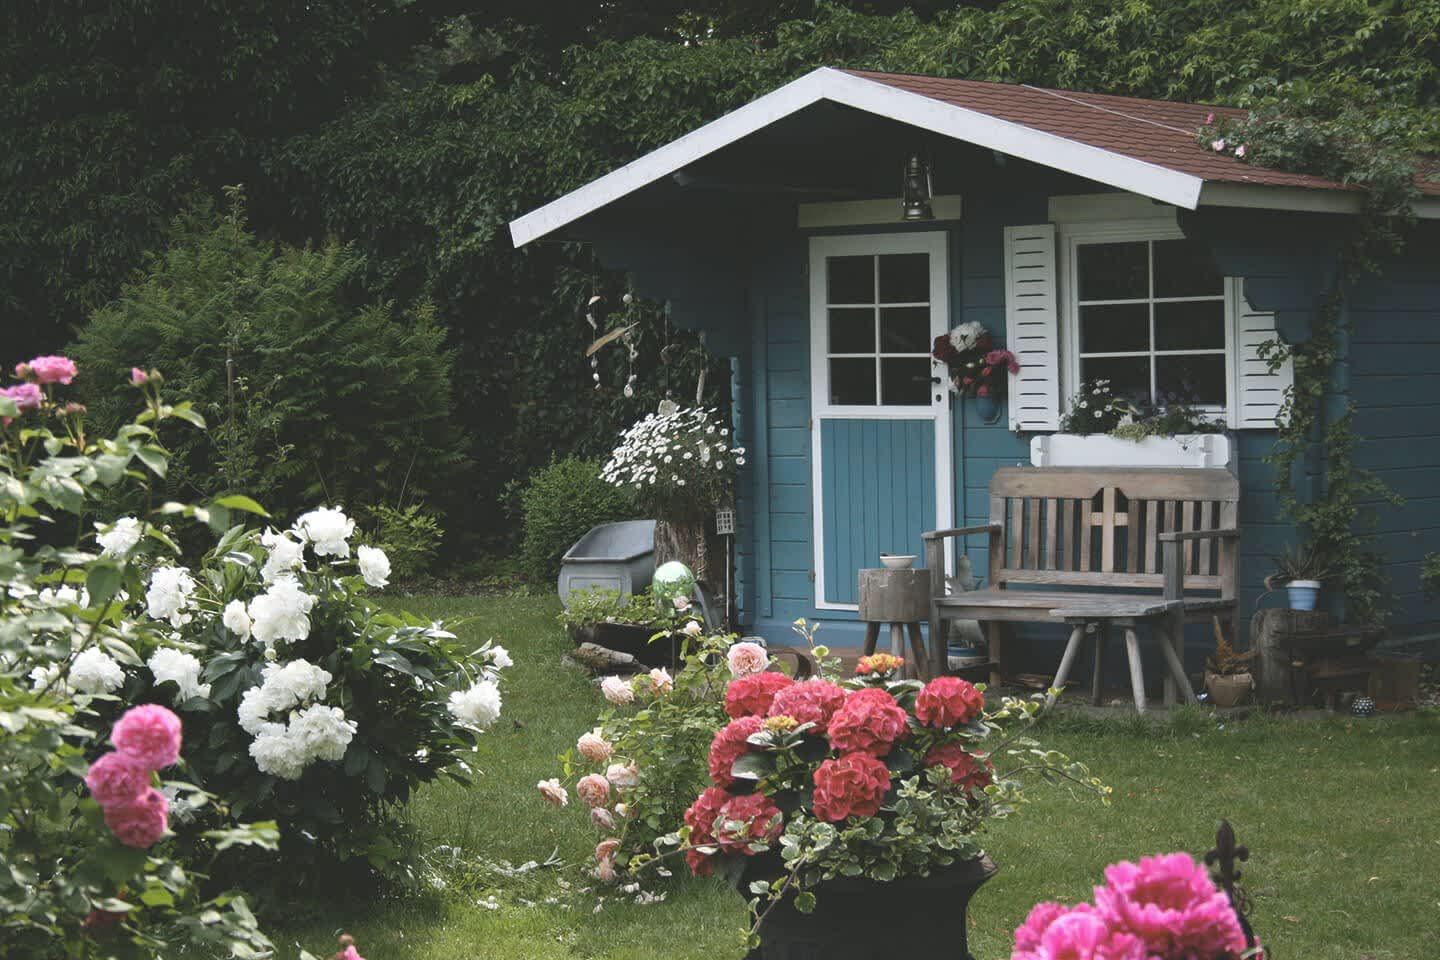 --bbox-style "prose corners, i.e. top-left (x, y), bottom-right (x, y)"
top-left (988, 466), bottom-right (1239, 596)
